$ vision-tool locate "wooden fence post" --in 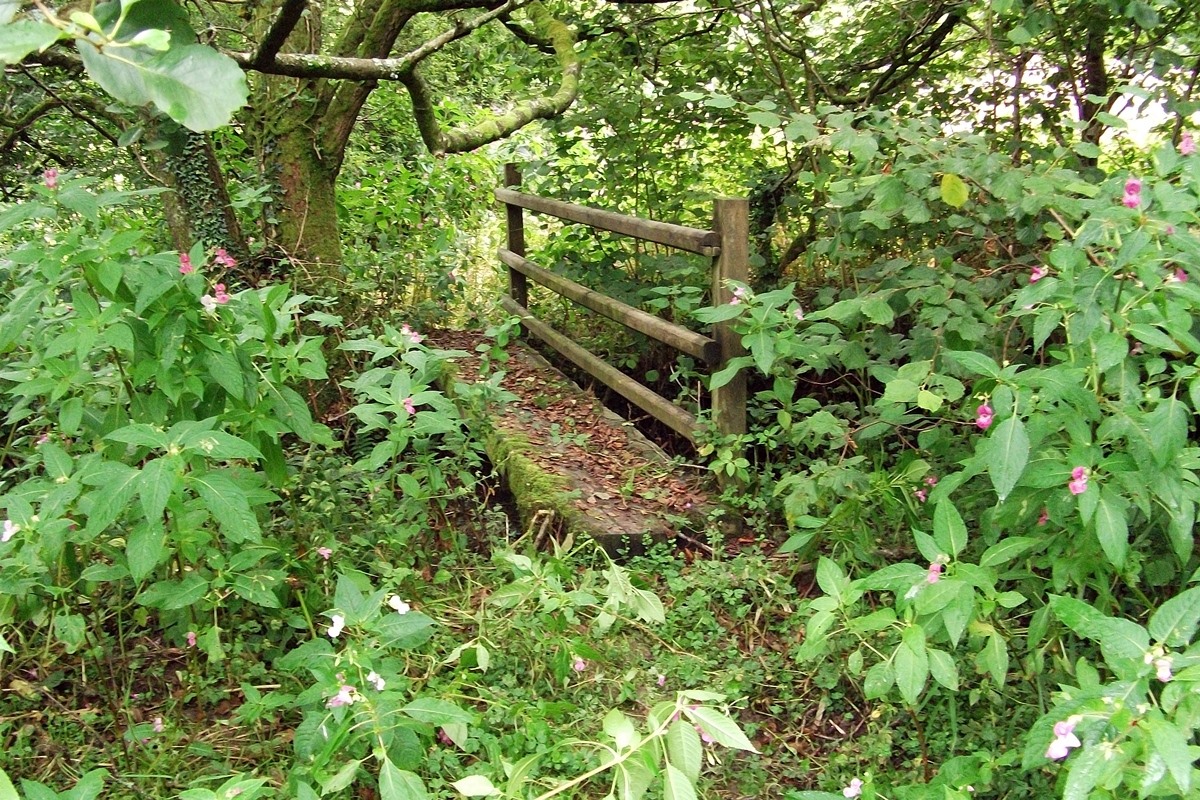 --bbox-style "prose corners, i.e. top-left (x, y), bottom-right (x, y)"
top-left (504, 163), bottom-right (528, 309)
top-left (711, 198), bottom-right (748, 442)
